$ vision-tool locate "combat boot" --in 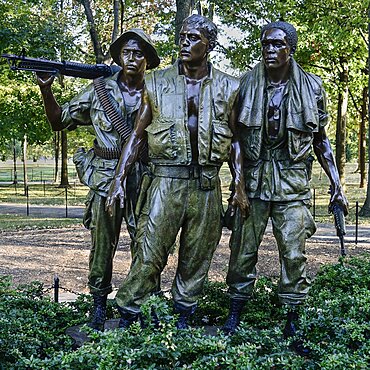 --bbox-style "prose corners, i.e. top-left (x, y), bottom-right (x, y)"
top-left (88, 293), bottom-right (107, 331)
top-left (222, 298), bottom-right (246, 335)
top-left (174, 302), bottom-right (196, 330)
top-left (283, 309), bottom-right (310, 356)
top-left (117, 306), bottom-right (139, 329)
